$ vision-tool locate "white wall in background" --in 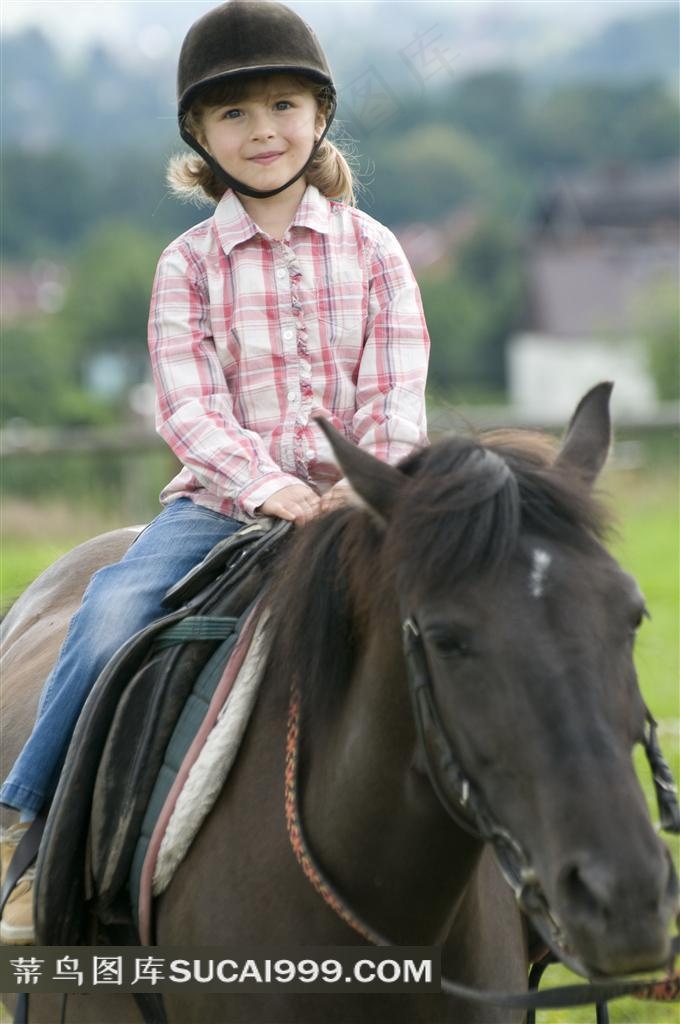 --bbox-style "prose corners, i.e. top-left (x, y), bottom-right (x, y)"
top-left (507, 333), bottom-right (658, 422)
